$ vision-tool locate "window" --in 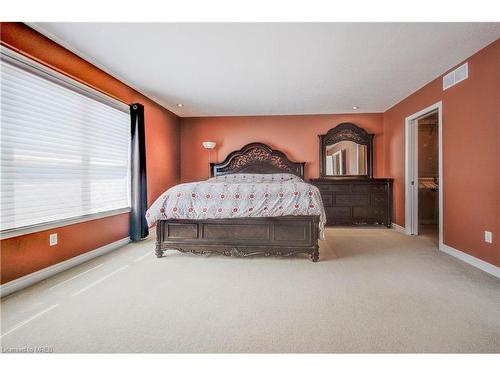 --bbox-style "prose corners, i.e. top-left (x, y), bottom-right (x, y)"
top-left (0, 47), bottom-right (131, 238)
